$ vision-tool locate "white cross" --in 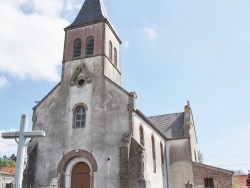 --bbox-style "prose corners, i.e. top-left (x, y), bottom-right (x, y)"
top-left (1, 114), bottom-right (45, 188)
